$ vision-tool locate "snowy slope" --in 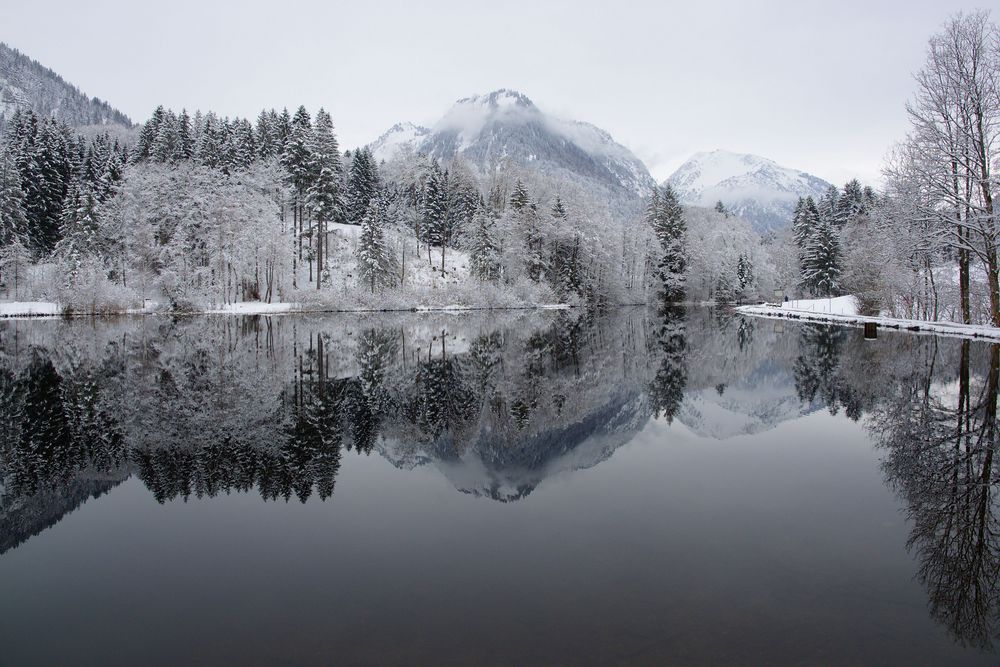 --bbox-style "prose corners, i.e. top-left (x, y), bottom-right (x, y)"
top-left (666, 150), bottom-right (831, 232)
top-left (0, 43), bottom-right (132, 130)
top-left (369, 121), bottom-right (430, 163)
top-left (369, 89), bottom-right (656, 199)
